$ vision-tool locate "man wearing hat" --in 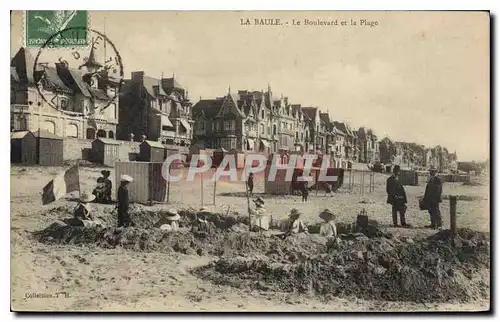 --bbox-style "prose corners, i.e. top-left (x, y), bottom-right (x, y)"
top-left (423, 167), bottom-right (443, 229)
top-left (74, 191), bottom-right (95, 222)
top-left (160, 209), bottom-right (180, 232)
top-left (247, 173), bottom-right (254, 196)
top-left (117, 174), bottom-right (135, 227)
top-left (285, 208), bottom-right (309, 235)
top-left (251, 197), bottom-right (270, 231)
top-left (192, 207), bottom-right (215, 234)
top-left (319, 209), bottom-right (337, 238)
top-left (386, 165), bottom-right (408, 227)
